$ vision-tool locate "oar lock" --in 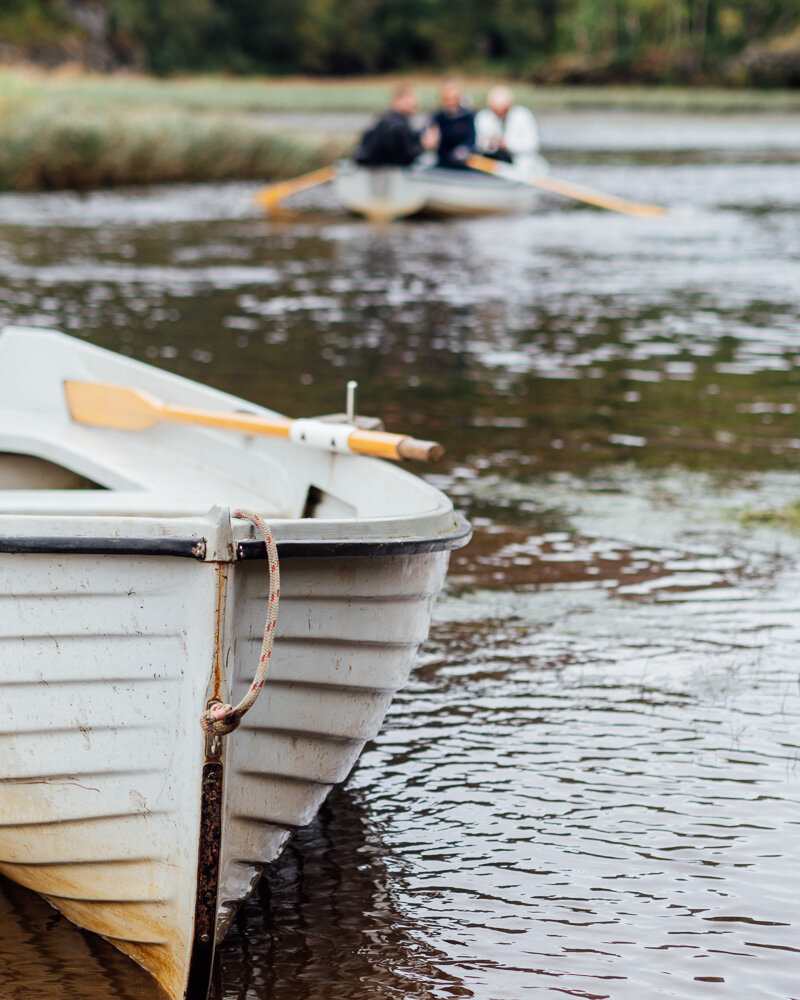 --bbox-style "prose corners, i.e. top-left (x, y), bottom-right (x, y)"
top-left (290, 418), bottom-right (356, 453)
top-left (296, 381), bottom-right (385, 452)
